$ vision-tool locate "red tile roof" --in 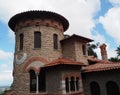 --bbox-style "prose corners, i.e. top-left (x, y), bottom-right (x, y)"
top-left (83, 56), bottom-right (120, 72)
top-left (9, 10), bottom-right (69, 31)
top-left (44, 58), bottom-right (84, 67)
top-left (61, 34), bottom-right (93, 43)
